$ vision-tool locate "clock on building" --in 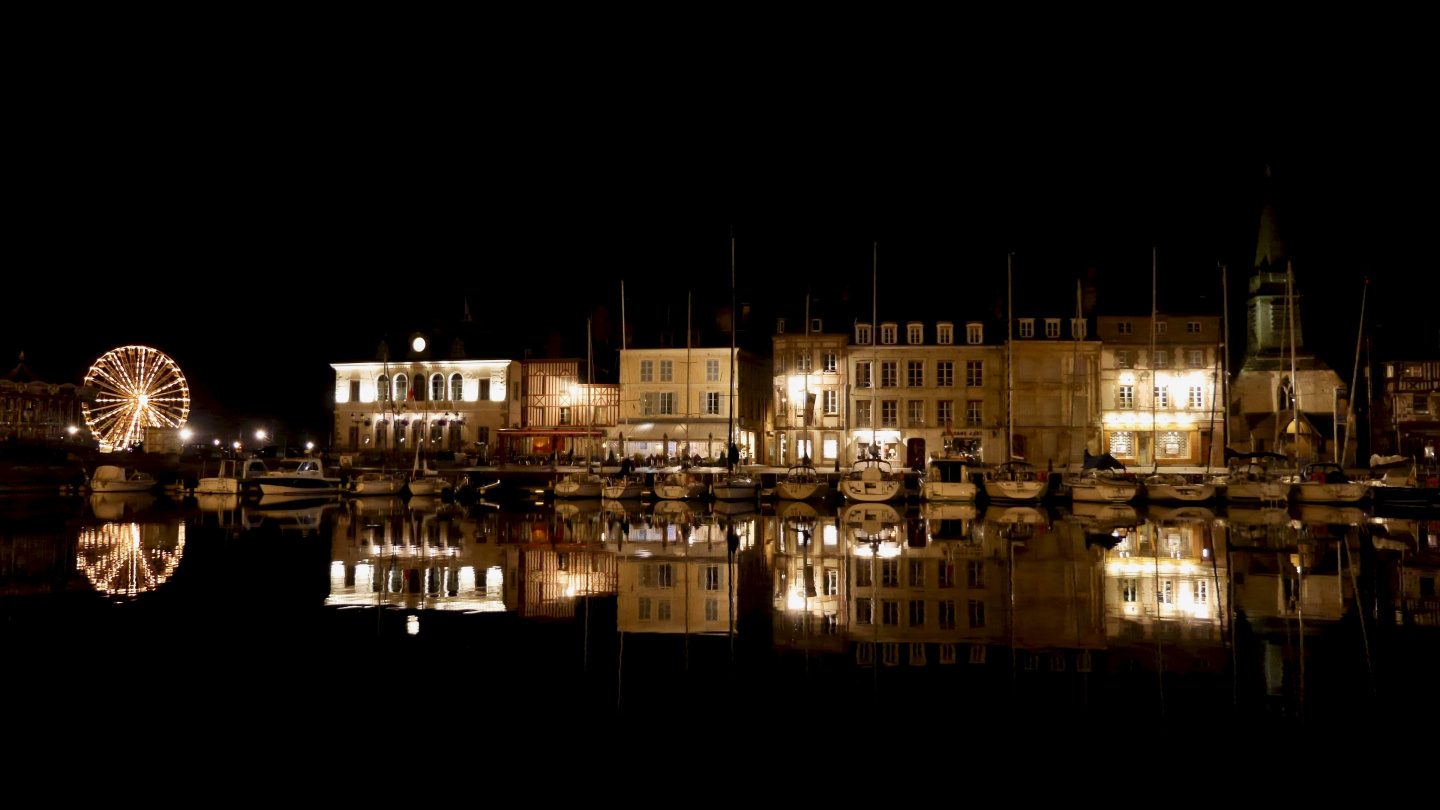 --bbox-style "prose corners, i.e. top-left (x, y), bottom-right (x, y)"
top-left (412, 336), bottom-right (427, 352)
